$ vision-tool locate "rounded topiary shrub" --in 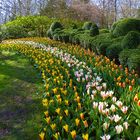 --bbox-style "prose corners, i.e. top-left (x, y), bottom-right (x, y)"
top-left (50, 21), bottom-right (63, 32)
top-left (119, 49), bottom-right (131, 67)
top-left (127, 52), bottom-right (140, 74)
top-left (111, 18), bottom-right (140, 37)
top-left (119, 49), bottom-right (140, 69)
top-left (97, 42), bottom-right (111, 55)
top-left (92, 33), bottom-right (113, 53)
top-left (90, 25), bottom-right (99, 36)
top-left (122, 31), bottom-right (140, 49)
top-left (106, 42), bottom-right (123, 62)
